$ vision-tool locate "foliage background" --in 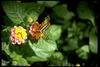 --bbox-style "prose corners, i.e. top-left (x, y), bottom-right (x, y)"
top-left (1, 1), bottom-right (98, 66)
